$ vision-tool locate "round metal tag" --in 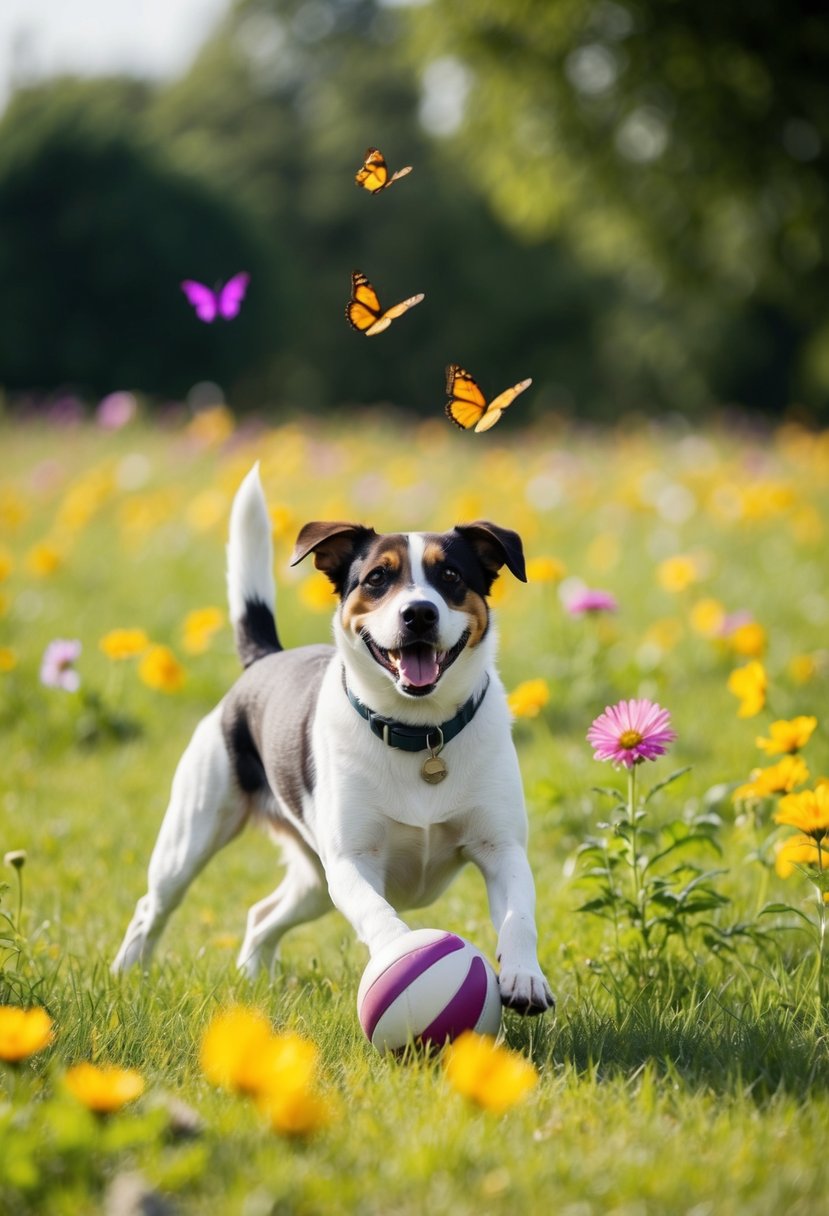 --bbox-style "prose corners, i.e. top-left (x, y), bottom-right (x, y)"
top-left (421, 755), bottom-right (448, 784)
